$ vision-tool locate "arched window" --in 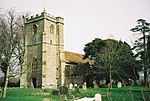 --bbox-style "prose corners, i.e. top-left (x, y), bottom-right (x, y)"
top-left (33, 24), bottom-right (38, 34)
top-left (50, 24), bottom-right (54, 34)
